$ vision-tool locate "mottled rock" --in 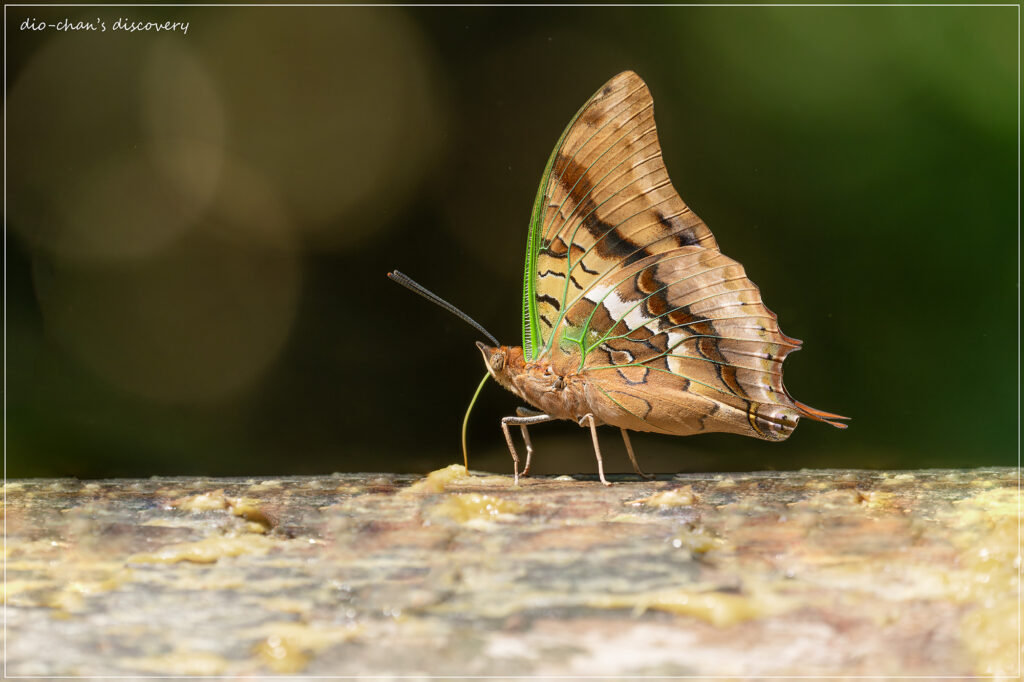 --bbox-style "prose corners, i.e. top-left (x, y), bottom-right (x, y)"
top-left (4, 467), bottom-right (1019, 676)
